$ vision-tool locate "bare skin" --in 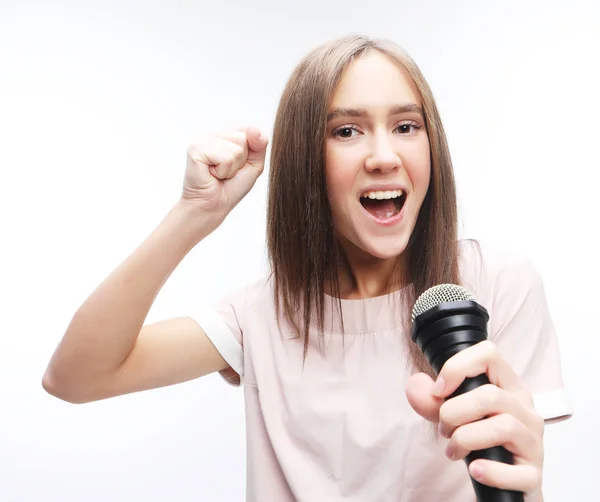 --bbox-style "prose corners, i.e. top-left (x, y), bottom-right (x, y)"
top-left (44, 52), bottom-right (545, 500)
